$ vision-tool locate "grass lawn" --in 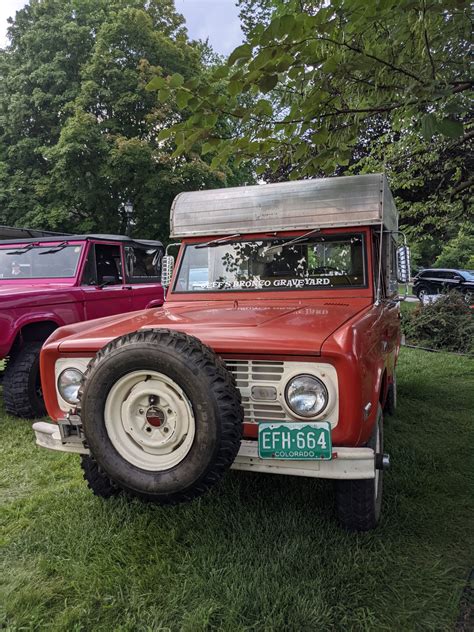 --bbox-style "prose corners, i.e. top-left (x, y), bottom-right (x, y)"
top-left (1, 348), bottom-right (473, 631)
